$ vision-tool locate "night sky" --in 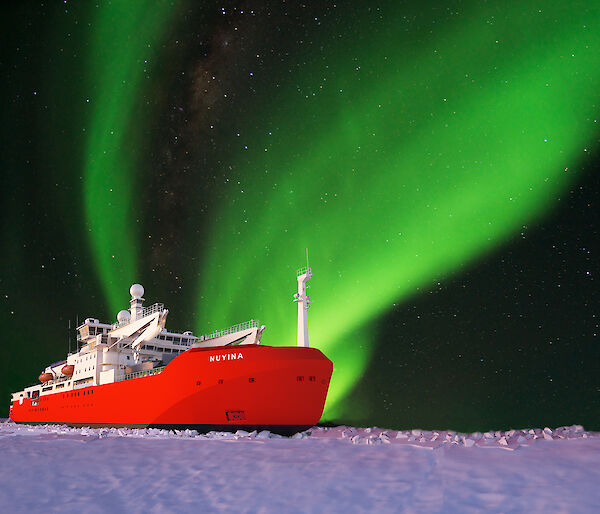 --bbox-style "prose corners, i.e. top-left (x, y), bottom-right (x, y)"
top-left (1, 1), bottom-right (598, 431)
